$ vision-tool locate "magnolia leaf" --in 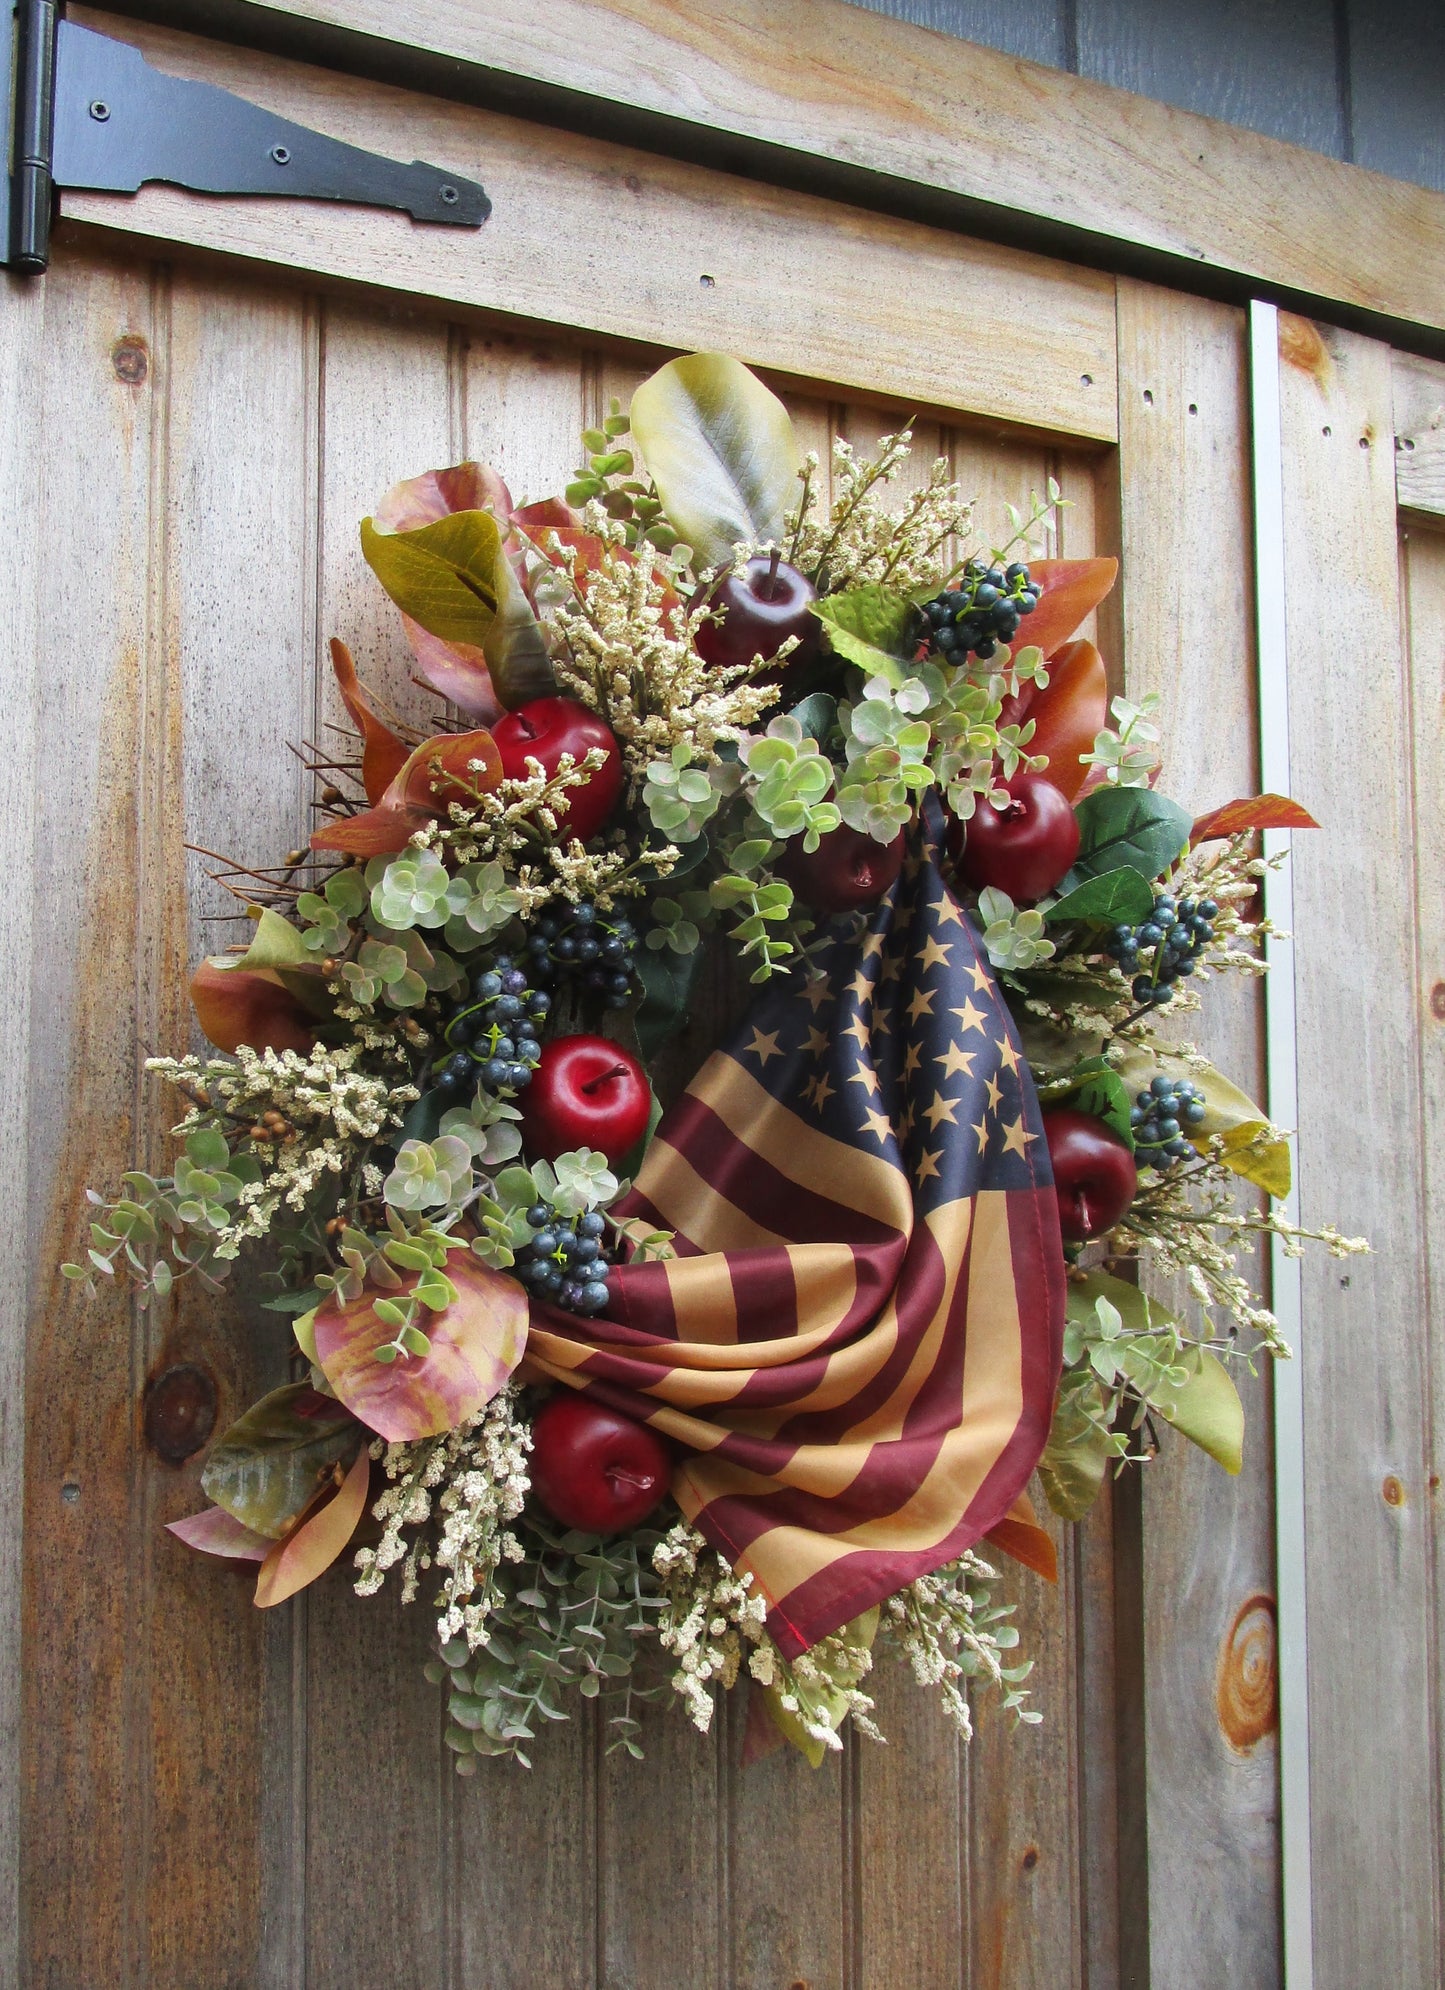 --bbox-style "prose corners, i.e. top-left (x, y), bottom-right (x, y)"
top-left (787, 690), bottom-right (838, 744)
top-left (1044, 865), bottom-right (1155, 927)
top-left (629, 352), bottom-right (800, 570)
top-left (1001, 638), bottom-right (1109, 803)
top-left (1066, 1266), bottom-right (1165, 1337)
top-left (293, 1306), bottom-right (319, 1365)
top-left (200, 1384), bottom-right (361, 1539)
top-left (1011, 558), bottom-right (1118, 660)
top-left (634, 944), bottom-right (704, 1060)
top-left (313, 1254), bottom-right (528, 1441)
top-left (311, 729), bottom-right (503, 858)
top-left (189, 960), bottom-right (317, 1056)
top-left (1036, 1377), bottom-right (1113, 1522)
top-left (1111, 1046), bottom-right (1291, 1197)
top-left (1153, 1347), bottom-right (1244, 1474)
top-left (760, 1607), bottom-right (879, 1768)
top-left (254, 1443), bottom-right (371, 1607)
top-left (166, 1504), bottom-right (271, 1562)
top-left (361, 508), bottom-right (502, 647)
top-left (1061, 786), bottom-right (1192, 892)
top-left (1190, 793), bottom-right (1320, 845)
top-left (327, 637), bottom-right (410, 803)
